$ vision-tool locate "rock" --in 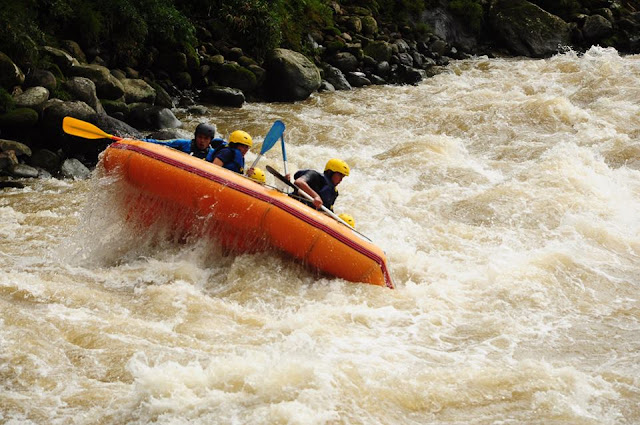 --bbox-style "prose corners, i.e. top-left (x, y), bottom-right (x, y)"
top-left (41, 100), bottom-right (95, 136)
top-left (319, 81), bottom-right (336, 92)
top-left (421, 7), bottom-right (478, 53)
top-left (63, 77), bottom-right (104, 114)
top-left (489, 0), bottom-right (571, 57)
top-left (146, 128), bottom-right (192, 140)
top-left (0, 108), bottom-right (39, 128)
top-left (93, 114), bottom-right (142, 139)
top-left (247, 65), bottom-right (266, 86)
top-left (375, 61), bottom-right (391, 77)
top-left (101, 99), bottom-right (129, 117)
top-left (396, 52), bottom-right (414, 67)
top-left (148, 82), bottom-right (174, 108)
top-left (346, 16), bottom-right (362, 33)
top-left (29, 149), bottom-right (61, 173)
top-left (361, 16), bottom-right (378, 36)
top-left (14, 87), bottom-right (49, 112)
top-left (122, 78), bottom-right (156, 104)
top-left (25, 69), bottom-right (57, 92)
top-left (173, 72), bottom-right (192, 90)
top-left (368, 74), bottom-right (386, 85)
top-left (60, 158), bottom-right (91, 179)
top-left (264, 48), bottom-right (321, 102)
top-left (156, 51), bottom-right (188, 73)
top-left (582, 14), bottom-right (613, 42)
top-left (67, 64), bottom-right (125, 100)
top-left (41, 46), bottom-right (79, 72)
top-left (363, 41), bottom-right (393, 63)
top-left (0, 139), bottom-right (32, 157)
top-left (111, 69), bottom-right (127, 80)
top-left (346, 72), bottom-right (371, 87)
top-left (9, 164), bottom-right (39, 178)
top-left (322, 64), bottom-right (352, 90)
top-left (213, 62), bottom-right (258, 92)
top-left (127, 104), bottom-right (182, 130)
top-left (329, 52), bottom-right (359, 73)
top-left (0, 52), bottom-right (25, 90)
top-left (61, 40), bottom-right (87, 63)
top-left (200, 86), bottom-right (245, 108)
